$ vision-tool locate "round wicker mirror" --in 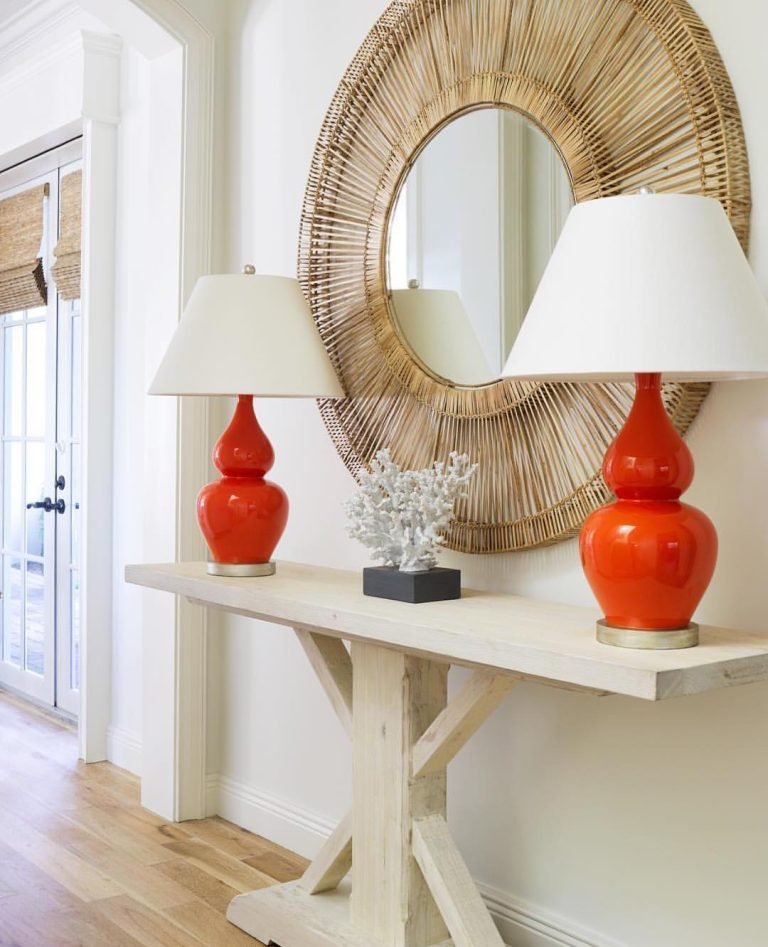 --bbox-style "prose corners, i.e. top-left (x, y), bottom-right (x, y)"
top-left (300, 0), bottom-right (750, 554)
